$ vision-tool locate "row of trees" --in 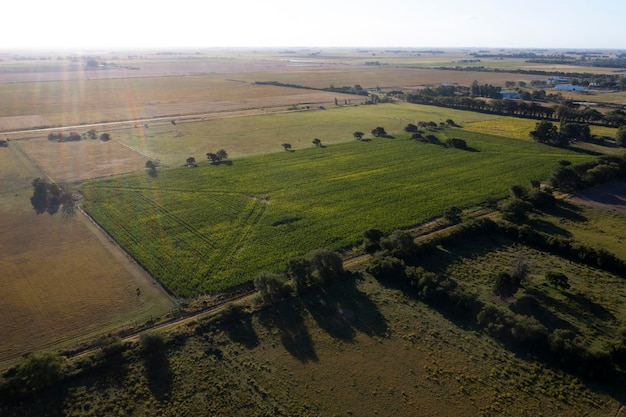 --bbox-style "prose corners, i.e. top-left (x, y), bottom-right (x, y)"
top-left (363, 217), bottom-right (624, 381)
top-left (47, 130), bottom-right (110, 142)
top-left (253, 249), bottom-right (345, 305)
top-left (405, 86), bottom-right (626, 128)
